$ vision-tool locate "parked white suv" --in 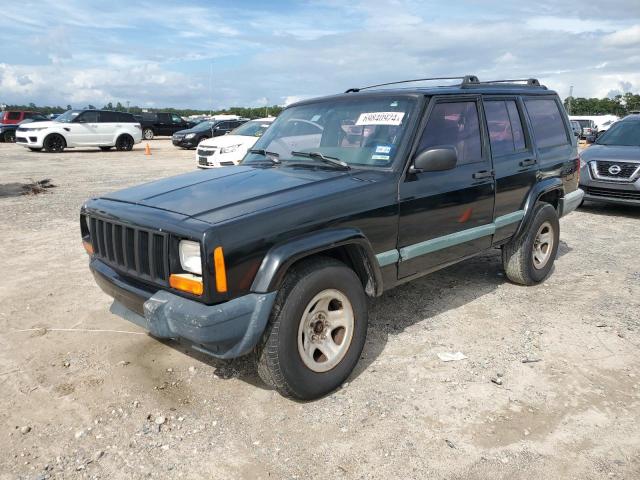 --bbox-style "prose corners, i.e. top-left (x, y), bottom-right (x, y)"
top-left (196, 118), bottom-right (274, 168)
top-left (16, 109), bottom-right (142, 153)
